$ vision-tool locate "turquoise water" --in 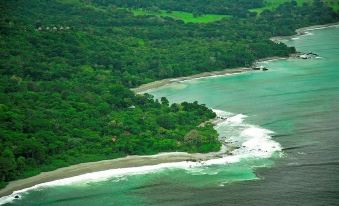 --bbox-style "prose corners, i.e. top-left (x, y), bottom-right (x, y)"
top-left (2, 25), bottom-right (339, 205)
